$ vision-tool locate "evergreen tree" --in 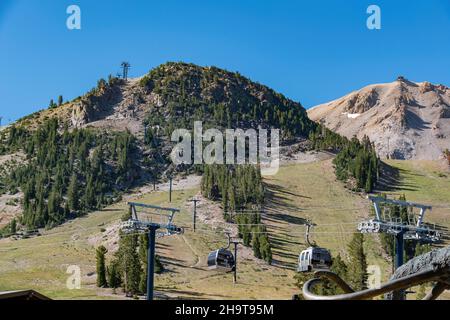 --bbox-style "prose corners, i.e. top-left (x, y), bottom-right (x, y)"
top-left (47, 186), bottom-right (62, 225)
top-left (67, 173), bottom-right (79, 213)
top-left (252, 234), bottom-right (261, 259)
top-left (83, 174), bottom-right (96, 210)
top-left (139, 234), bottom-right (148, 294)
top-left (10, 218), bottom-right (17, 234)
top-left (329, 254), bottom-right (348, 294)
top-left (108, 260), bottom-right (121, 290)
top-left (259, 234), bottom-right (272, 264)
top-left (96, 245), bottom-right (108, 287)
top-left (117, 233), bottom-right (141, 295)
top-left (347, 233), bottom-right (368, 291)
